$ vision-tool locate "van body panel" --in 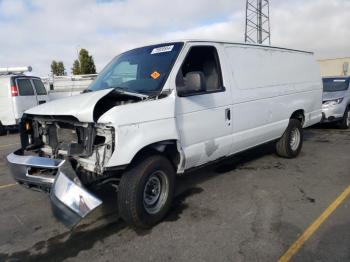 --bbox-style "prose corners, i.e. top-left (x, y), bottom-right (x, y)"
top-left (0, 77), bottom-right (16, 125)
top-left (25, 88), bottom-right (113, 122)
top-left (174, 42), bottom-right (234, 169)
top-left (224, 44), bottom-right (322, 153)
top-left (98, 92), bottom-right (179, 168)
